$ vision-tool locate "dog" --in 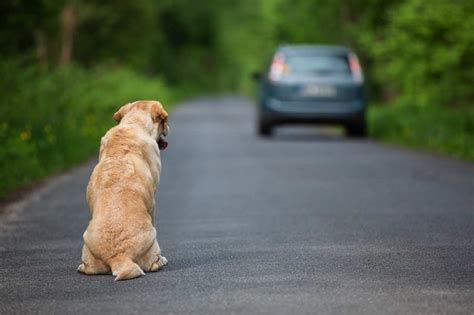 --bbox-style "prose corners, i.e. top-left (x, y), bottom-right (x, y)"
top-left (78, 100), bottom-right (169, 281)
